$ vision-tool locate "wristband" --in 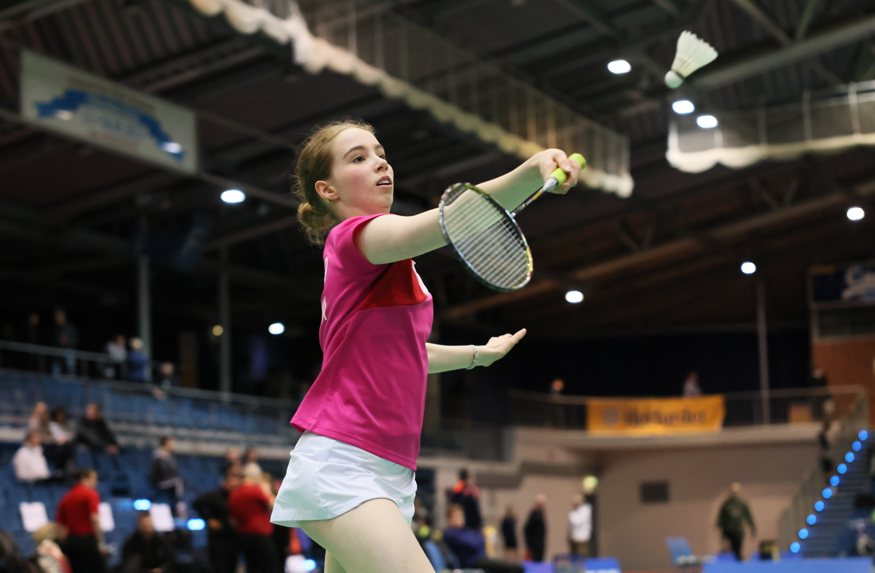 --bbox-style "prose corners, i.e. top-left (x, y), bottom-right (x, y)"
top-left (466, 345), bottom-right (480, 370)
